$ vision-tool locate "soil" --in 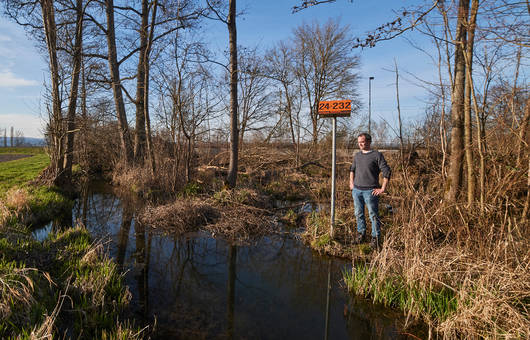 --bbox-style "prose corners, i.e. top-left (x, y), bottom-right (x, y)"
top-left (0, 154), bottom-right (32, 163)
